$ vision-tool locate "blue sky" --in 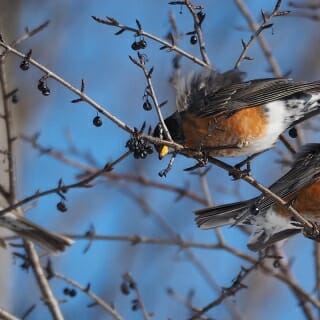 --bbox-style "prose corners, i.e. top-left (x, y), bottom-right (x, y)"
top-left (4, 1), bottom-right (320, 319)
